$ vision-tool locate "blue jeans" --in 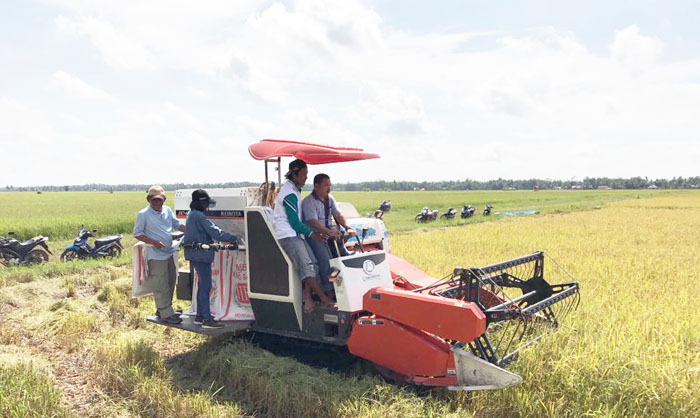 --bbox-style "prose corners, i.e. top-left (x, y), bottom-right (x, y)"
top-left (307, 237), bottom-right (348, 293)
top-left (191, 260), bottom-right (214, 321)
top-left (328, 237), bottom-right (348, 258)
top-left (306, 238), bottom-right (333, 293)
